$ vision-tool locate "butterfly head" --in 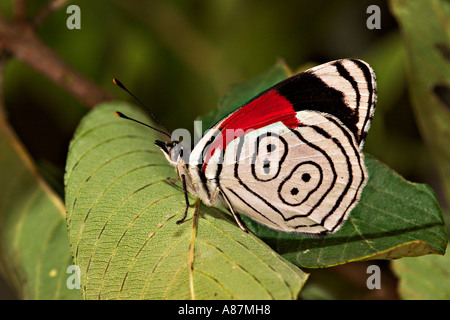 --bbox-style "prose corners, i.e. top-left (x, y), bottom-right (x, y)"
top-left (155, 140), bottom-right (184, 166)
